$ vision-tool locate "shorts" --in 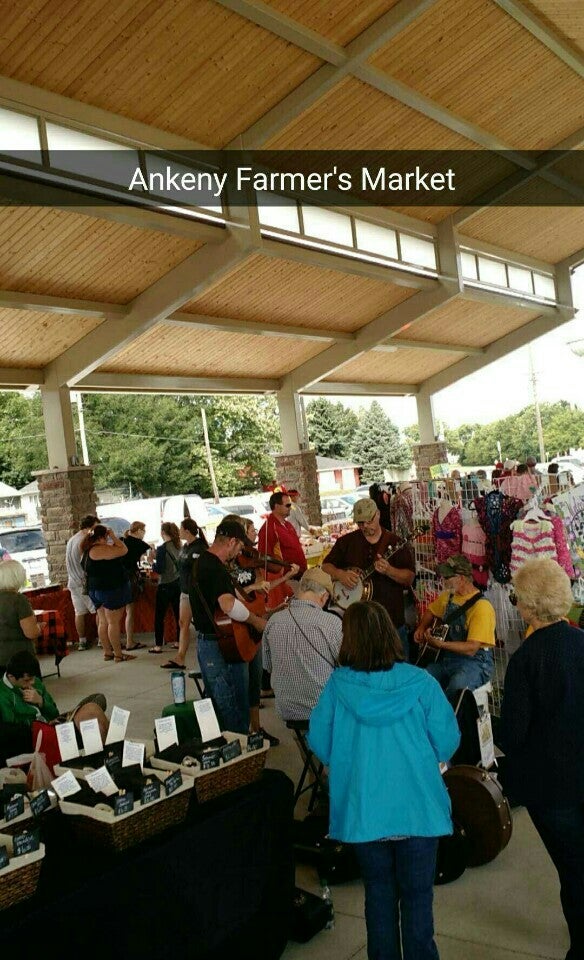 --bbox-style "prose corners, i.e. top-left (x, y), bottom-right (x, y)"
top-left (89, 582), bottom-right (132, 611)
top-left (69, 585), bottom-right (96, 616)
